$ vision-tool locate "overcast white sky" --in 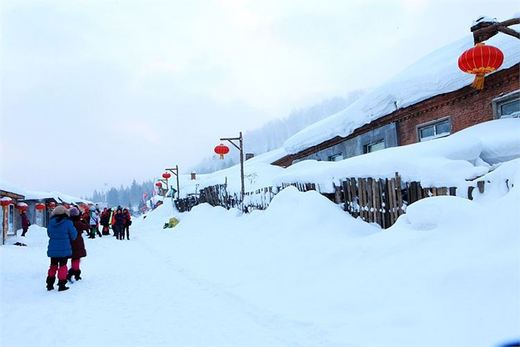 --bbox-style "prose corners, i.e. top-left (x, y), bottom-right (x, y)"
top-left (0, 0), bottom-right (517, 196)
